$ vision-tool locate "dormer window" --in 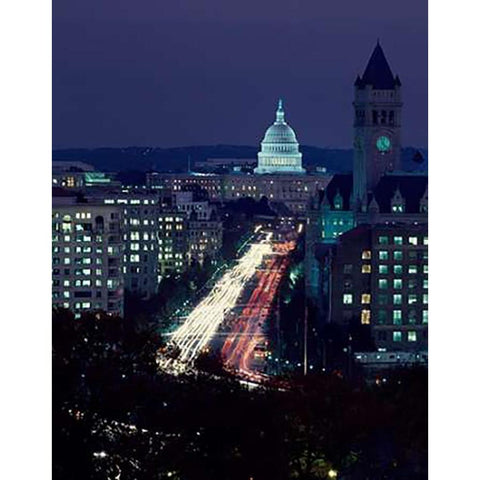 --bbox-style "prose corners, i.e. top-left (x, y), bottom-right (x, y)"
top-left (391, 188), bottom-right (405, 213)
top-left (392, 204), bottom-right (404, 213)
top-left (333, 191), bottom-right (343, 210)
